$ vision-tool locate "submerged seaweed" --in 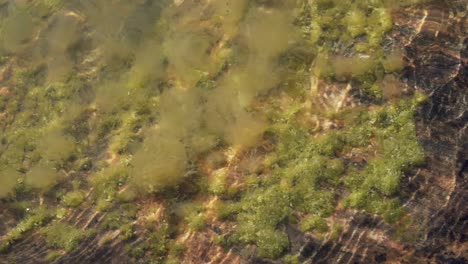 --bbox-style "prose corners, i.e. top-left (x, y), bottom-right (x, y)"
top-left (0, 0), bottom-right (430, 262)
